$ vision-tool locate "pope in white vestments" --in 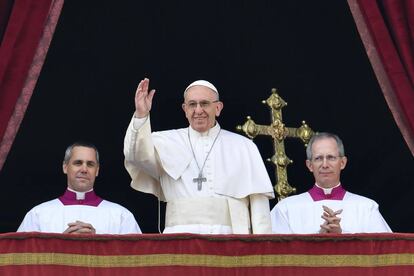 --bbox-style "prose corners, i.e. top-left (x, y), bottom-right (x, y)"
top-left (271, 132), bottom-right (392, 234)
top-left (17, 142), bottom-right (141, 234)
top-left (124, 78), bottom-right (275, 234)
